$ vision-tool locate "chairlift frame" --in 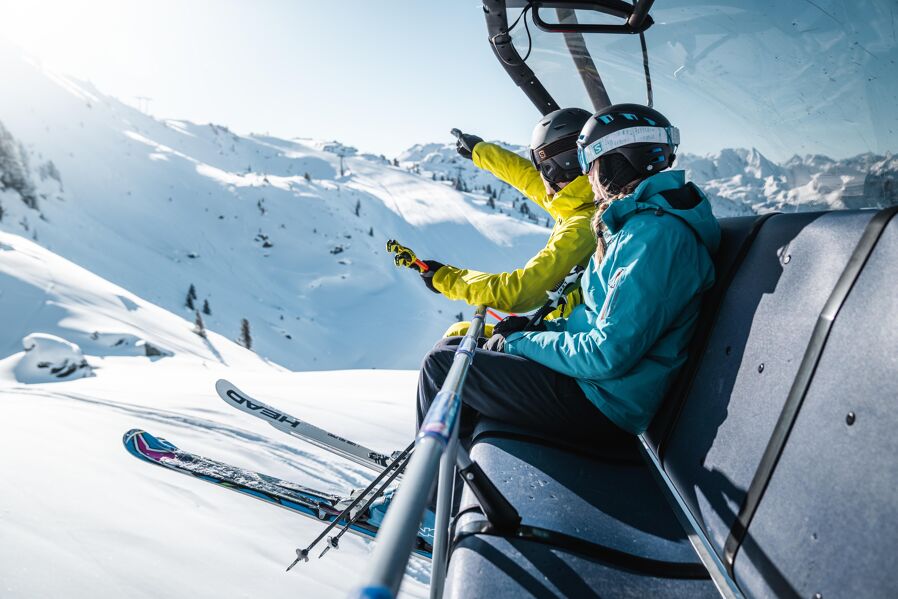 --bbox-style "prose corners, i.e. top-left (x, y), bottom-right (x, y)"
top-left (483, 0), bottom-right (655, 113)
